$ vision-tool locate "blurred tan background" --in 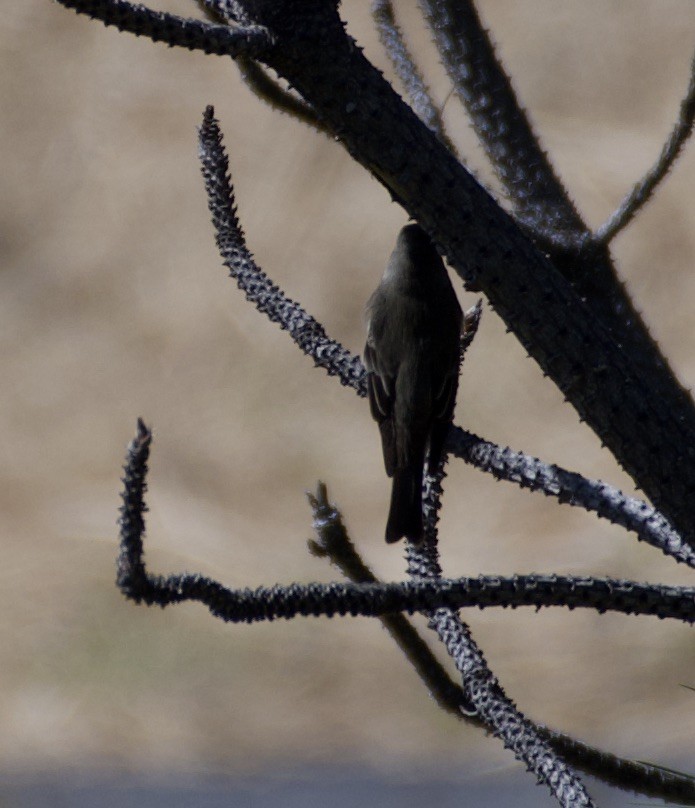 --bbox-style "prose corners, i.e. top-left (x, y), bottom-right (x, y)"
top-left (2, 0), bottom-right (695, 787)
